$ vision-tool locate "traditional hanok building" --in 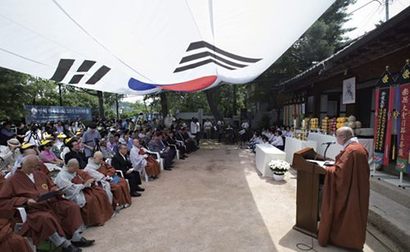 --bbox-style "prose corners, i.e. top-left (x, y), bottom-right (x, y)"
top-left (277, 6), bottom-right (410, 128)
